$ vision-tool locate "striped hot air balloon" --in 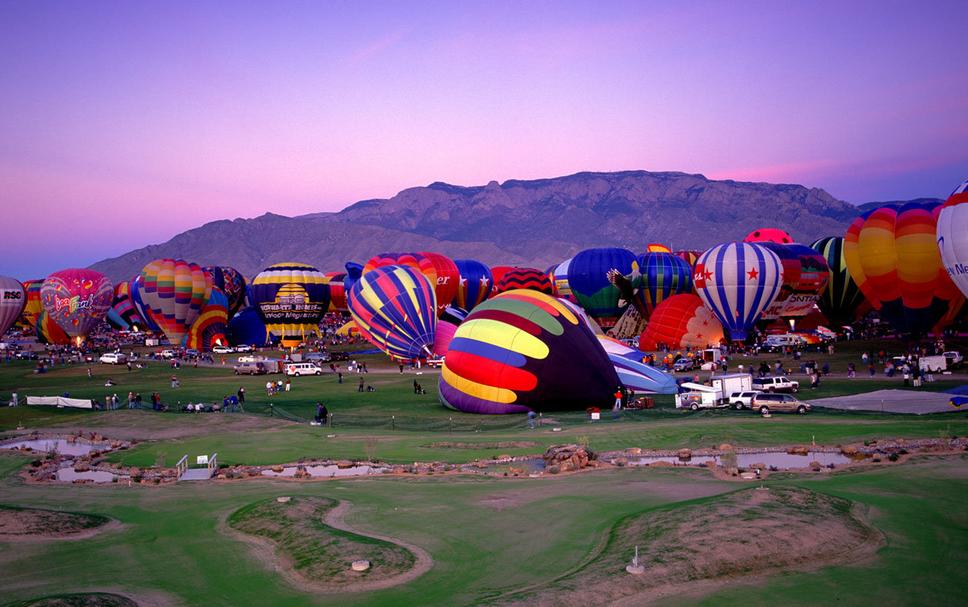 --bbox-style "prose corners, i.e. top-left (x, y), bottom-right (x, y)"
top-left (0, 276), bottom-right (26, 339)
top-left (844, 202), bottom-right (964, 334)
top-left (40, 269), bottom-right (113, 344)
top-left (438, 290), bottom-right (619, 414)
top-left (106, 280), bottom-right (145, 332)
top-left (452, 259), bottom-right (492, 311)
top-left (363, 252), bottom-right (458, 315)
top-left (595, 335), bottom-right (677, 394)
top-left (639, 293), bottom-right (725, 350)
top-left (251, 263), bottom-right (329, 345)
top-left (757, 243), bottom-right (829, 320)
top-left (185, 289), bottom-right (229, 351)
top-left (348, 265), bottom-right (437, 360)
top-left (694, 242), bottom-right (784, 341)
top-left (16, 279), bottom-right (42, 330)
top-left (493, 267), bottom-right (554, 296)
top-left (548, 258), bottom-right (576, 303)
top-left (937, 179), bottom-right (968, 299)
top-left (635, 252), bottom-right (694, 316)
top-left (323, 272), bottom-right (348, 312)
top-left (36, 310), bottom-right (70, 345)
top-left (567, 248), bottom-right (638, 328)
top-left (203, 266), bottom-right (247, 317)
top-left (811, 236), bottom-right (866, 325)
top-left (140, 259), bottom-right (212, 345)
top-left (129, 275), bottom-right (162, 333)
